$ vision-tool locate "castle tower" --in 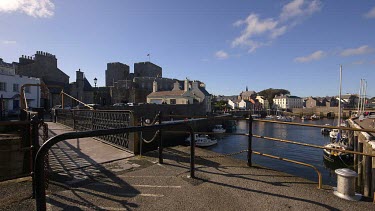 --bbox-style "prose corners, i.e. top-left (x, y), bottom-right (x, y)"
top-left (105, 62), bottom-right (130, 86)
